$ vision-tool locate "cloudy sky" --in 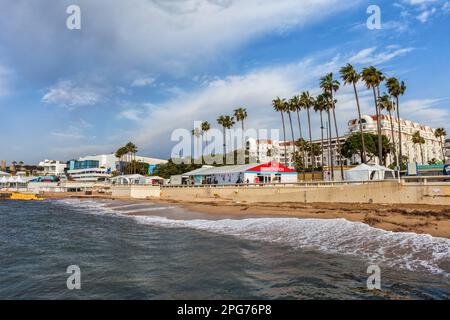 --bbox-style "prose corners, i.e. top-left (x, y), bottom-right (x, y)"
top-left (0, 0), bottom-right (449, 163)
